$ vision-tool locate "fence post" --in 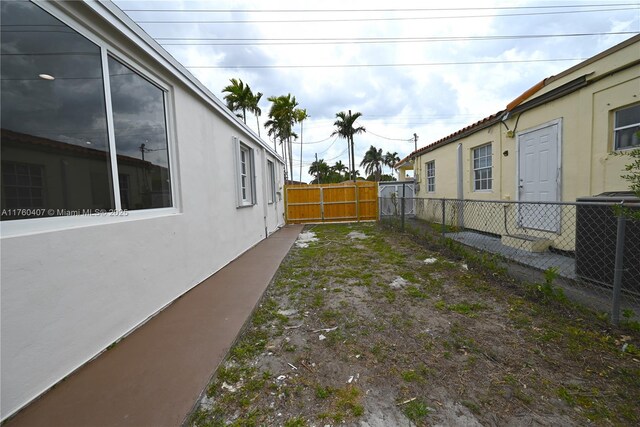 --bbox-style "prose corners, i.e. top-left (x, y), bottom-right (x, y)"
top-left (611, 208), bottom-right (627, 325)
top-left (355, 182), bottom-right (360, 222)
top-left (320, 187), bottom-right (325, 222)
top-left (441, 198), bottom-right (446, 236)
top-left (400, 182), bottom-right (406, 232)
